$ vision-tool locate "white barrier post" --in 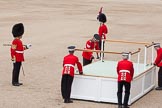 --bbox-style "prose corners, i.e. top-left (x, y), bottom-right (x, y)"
top-left (151, 46), bottom-right (154, 65)
top-left (101, 38), bottom-right (104, 62)
top-left (137, 51), bottom-right (140, 73)
top-left (129, 53), bottom-right (131, 61)
top-left (144, 46), bottom-right (147, 69)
